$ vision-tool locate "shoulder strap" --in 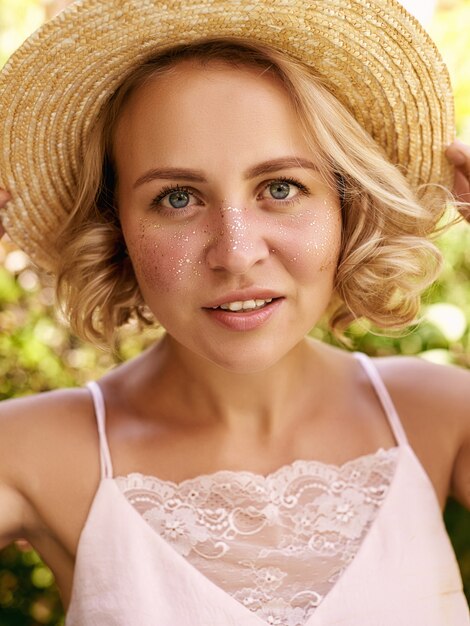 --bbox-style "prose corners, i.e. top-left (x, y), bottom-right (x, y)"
top-left (85, 381), bottom-right (114, 479)
top-left (353, 352), bottom-right (408, 446)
